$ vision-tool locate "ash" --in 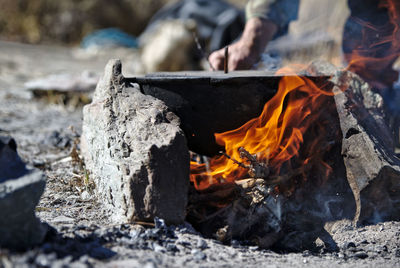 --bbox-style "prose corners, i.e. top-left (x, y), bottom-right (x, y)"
top-left (0, 42), bottom-right (400, 267)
